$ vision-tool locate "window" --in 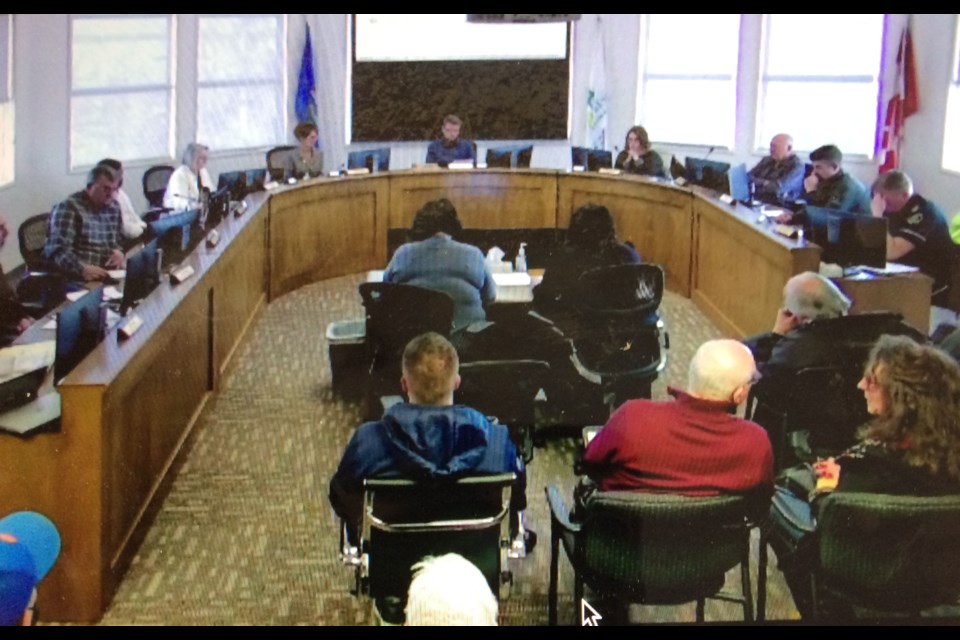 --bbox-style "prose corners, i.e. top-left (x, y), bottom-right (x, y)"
top-left (637, 14), bottom-right (741, 148)
top-left (196, 15), bottom-right (286, 152)
top-left (70, 15), bottom-right (174, 169)
top-left (758, 14), bottom-right (884, 156)
top-left (942, 16), bottom-right (960, 173)
top-left (0, 14), bottom-right (13, 186)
